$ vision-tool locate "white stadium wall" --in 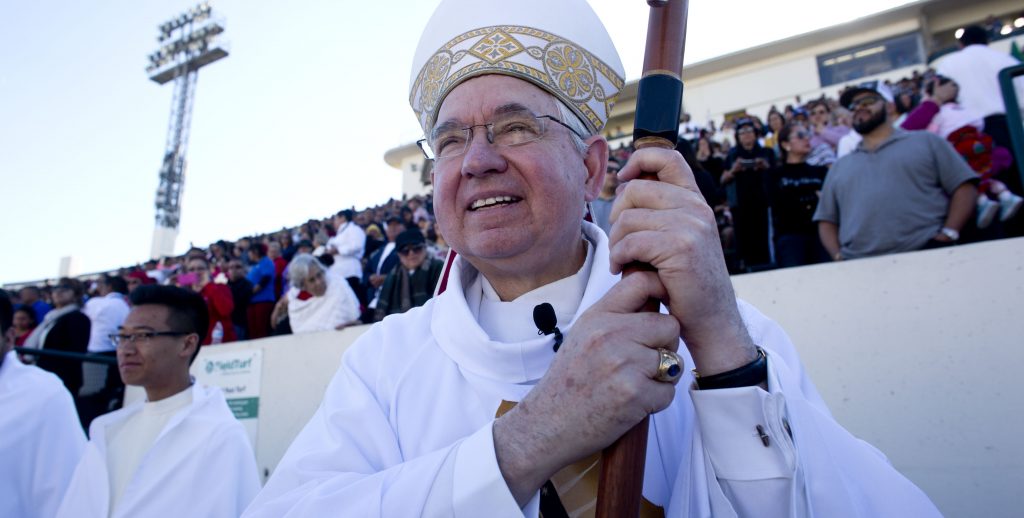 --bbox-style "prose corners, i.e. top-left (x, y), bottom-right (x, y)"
top-left (128, 237), bottom-right (1024, 517)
